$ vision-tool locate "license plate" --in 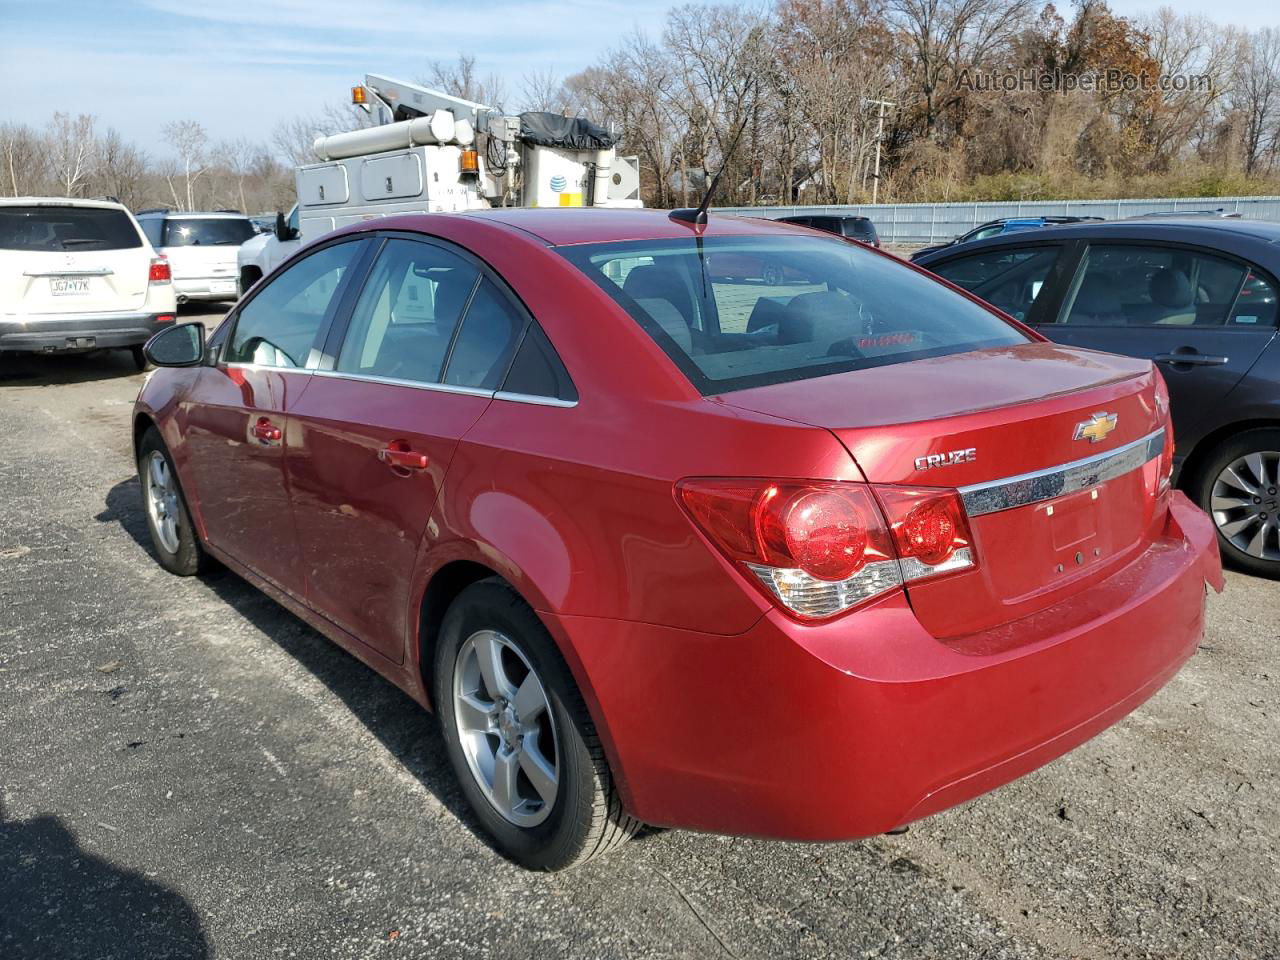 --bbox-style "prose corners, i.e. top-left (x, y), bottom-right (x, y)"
top-left (50, 277), bottom-right (91, 296)
top-left (212, 280), bottom-right (236, 294)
